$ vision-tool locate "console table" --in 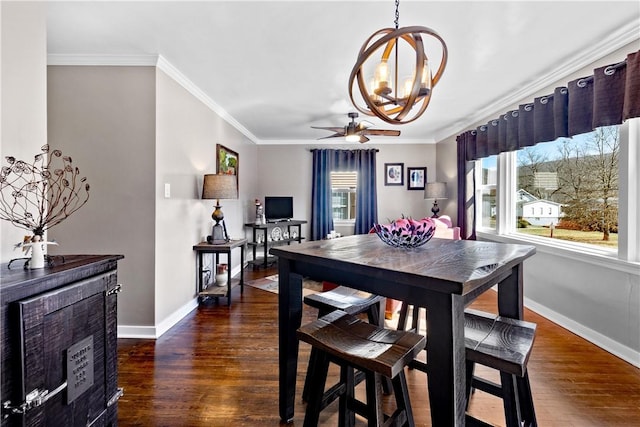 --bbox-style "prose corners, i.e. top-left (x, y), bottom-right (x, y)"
top-left (0, 255), bottom-right (124, 426)
top-left (244, 220), bottom-right (306, 269)
top-left (193, 239), bottom-right (246, 306)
